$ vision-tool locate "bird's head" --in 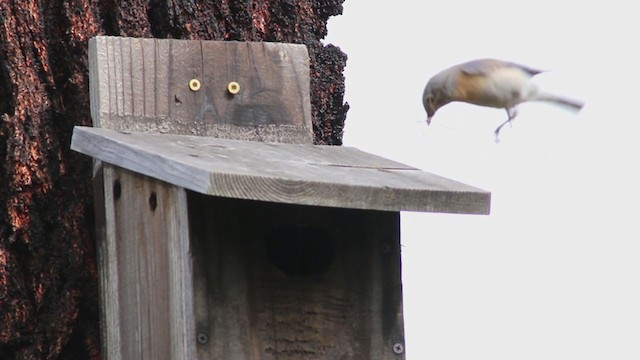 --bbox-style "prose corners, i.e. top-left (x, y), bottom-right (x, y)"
top-left (422, 73), bottom-right (452, 125)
